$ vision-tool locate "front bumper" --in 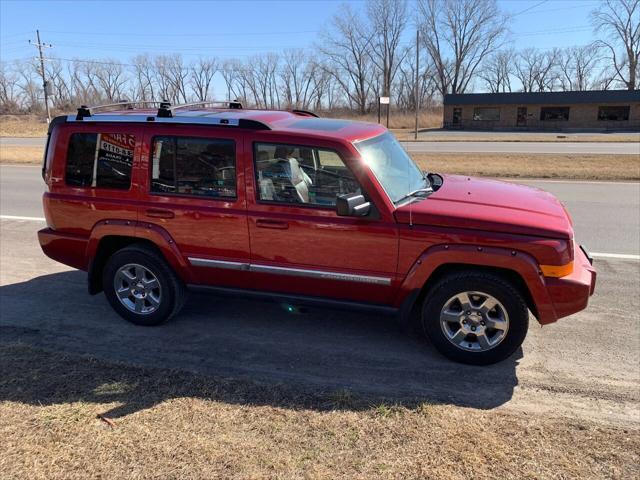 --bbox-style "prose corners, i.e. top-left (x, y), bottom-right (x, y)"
top-left (542, 244), bottom-right (596, 323)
